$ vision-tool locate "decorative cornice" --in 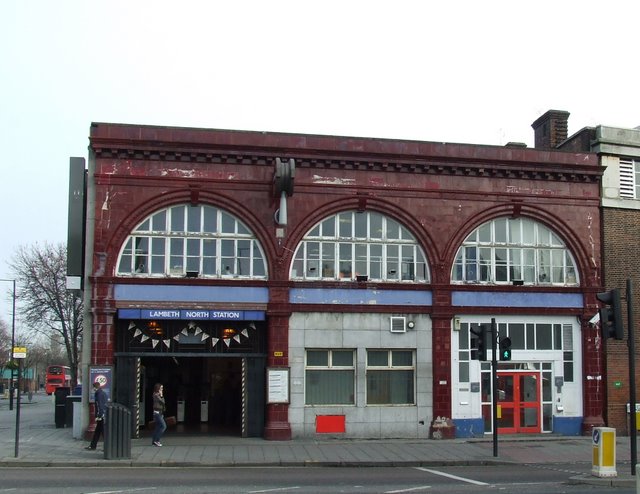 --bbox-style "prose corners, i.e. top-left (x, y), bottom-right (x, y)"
top-left (91, 146), bottom-right (601, 183)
